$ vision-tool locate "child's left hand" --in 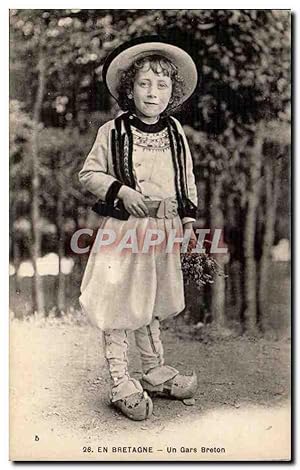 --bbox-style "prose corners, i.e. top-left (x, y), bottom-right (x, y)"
top-left (183, 222), bottom-right (197, 250)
